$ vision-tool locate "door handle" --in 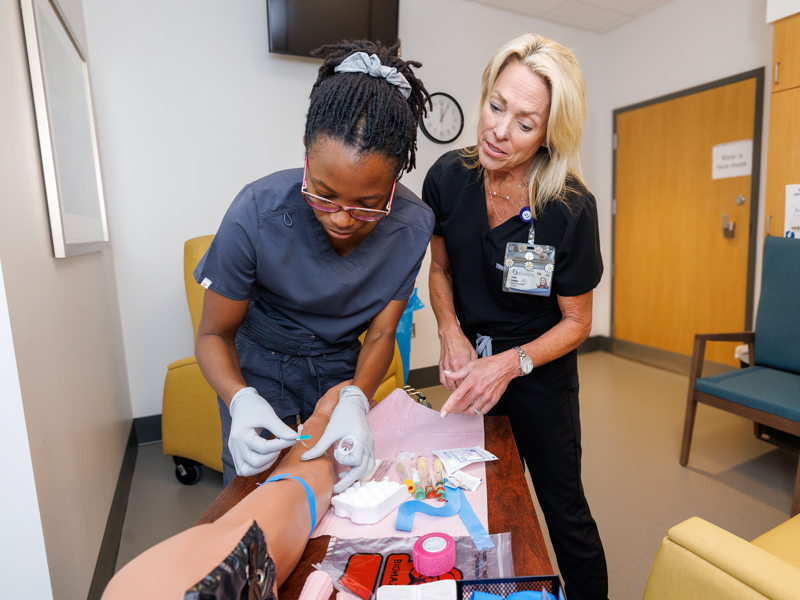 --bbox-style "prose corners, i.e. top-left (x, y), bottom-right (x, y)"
top-left (723, 214), bottom-right (735, 238)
